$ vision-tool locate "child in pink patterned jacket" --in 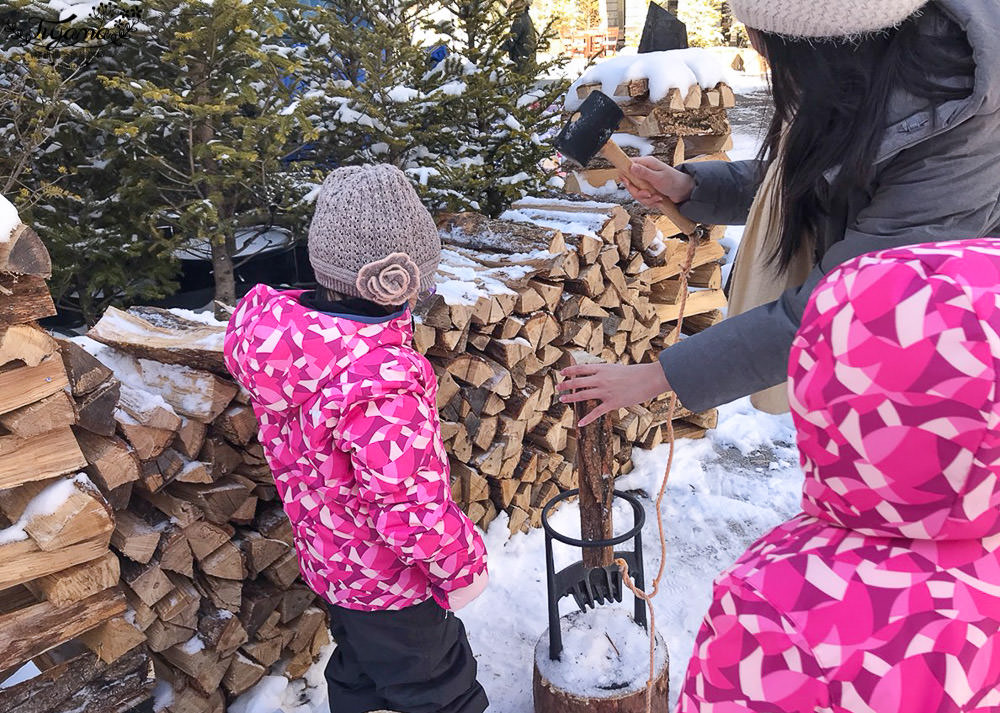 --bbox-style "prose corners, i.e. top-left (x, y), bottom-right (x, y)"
top-left (677, 239), bottom-right (1000, 712)
top-left (224, 165), bottom-right (489, 713)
